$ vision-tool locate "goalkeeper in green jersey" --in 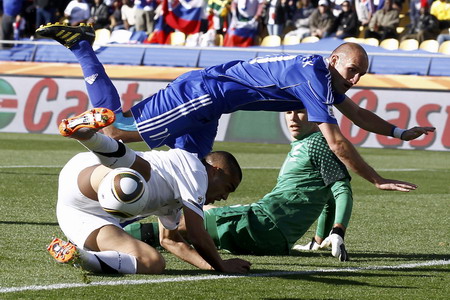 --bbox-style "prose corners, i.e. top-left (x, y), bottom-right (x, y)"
top-left (125, 109), bottom-right (353, 261)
